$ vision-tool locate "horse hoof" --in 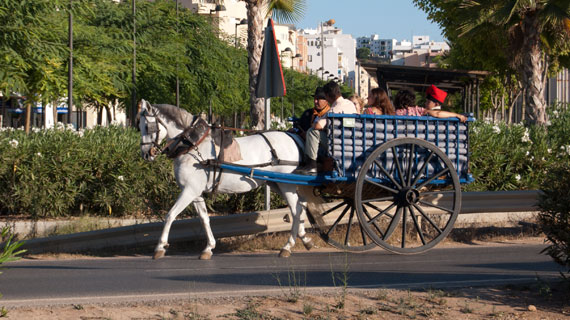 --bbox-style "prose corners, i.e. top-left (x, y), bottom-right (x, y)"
top-left (199, 252), bottom-right (212, 260)
top-left (153, 249), bottom-right (166, 259)
top-left (303, 240), bottom-right (315, 251)
top-left (279, 249), bottom-right (291, 258)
